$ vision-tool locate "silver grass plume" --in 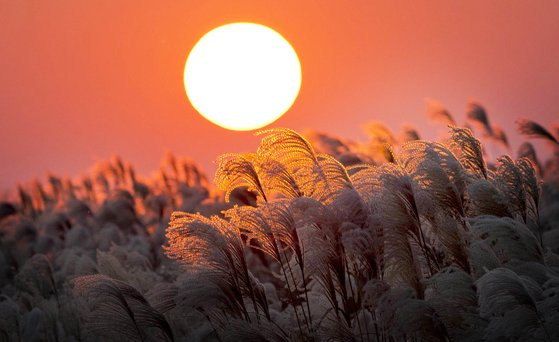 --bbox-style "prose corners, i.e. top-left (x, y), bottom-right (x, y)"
top-left (254, 157), bottom-right (304, 201)
top-left (165, 212), bottom-right (245, 272)
top-left (467, 239), bottom-right (502, 279)
top-left (516, 158), bottom-right (543, 244)
top-left (304, 130), bottom-right (351, 156)
top-left (224, 202), bottom-right (310, 330)
top-left (399, 124), bottom-right (421, 143)
top-left (476, 268), bottom-right (552, 341)
top-left (362, 121), bottom-right (397, 163)
top-left (145, 283), bottom-right (178, 314)
top-left (224, 202), bottom-right (300, 267)
top-left (518, 142), bottom-right (543, 176)
top-left (214, 153), bottom-right (268, 204)
top-left (469, 216), bottom-right (543, 264)
top-left (288, 196), bottom-right (364, 330)
top-left (398, 140), bottom-right (467, 220)
top-left (425, 267), bottom-right (486, 340)
top-left (71, 274), bottom-right (174, 341)
top-left (494, 155), bottom-right (528, 222)
top-left (165, 212), bottom-right (269, 322)
top-left (17, 184), bottom-right (36, 217)
top-left (349, 164), bottom-right (382, 203)
top-left (305, 131), bottom-right (370, 166)
top-left (376, 287), bottom-right (415, 338)
top-left (367, 164), bottom-right (432, 296)
top-left (362, 121), bottom-right (397, 145)
top-left (256, 128), bottom-right (353, 204)
top-left (425, 98), bottom-right (456, 126)
top-left (426, 213), bottom-right (471, 273)
top-left (516, 119), bottom-right (559, 145)
top-left (448, 126), bottom-right (487, 179)
top-left (15, 254), bottom-right (58, 308)
top-left (466, 100), bottom-right (493, 136)
top-left (467, 178), bottom-right (512, 218)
